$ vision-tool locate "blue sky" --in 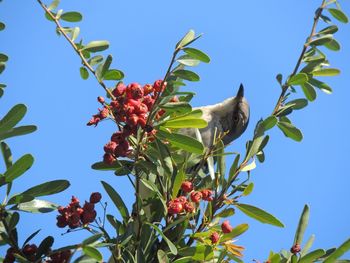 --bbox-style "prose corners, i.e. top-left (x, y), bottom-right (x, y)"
top-left (1, 0), bottom-right (350, 261)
